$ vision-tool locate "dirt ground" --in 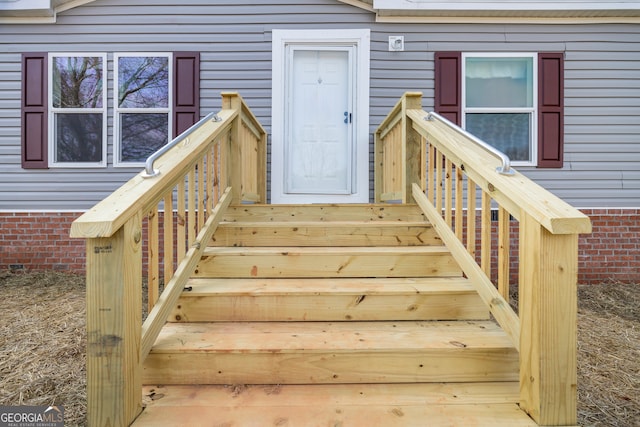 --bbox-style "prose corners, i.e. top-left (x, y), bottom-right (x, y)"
top-left (0, 270), bottom-right (638, 427)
